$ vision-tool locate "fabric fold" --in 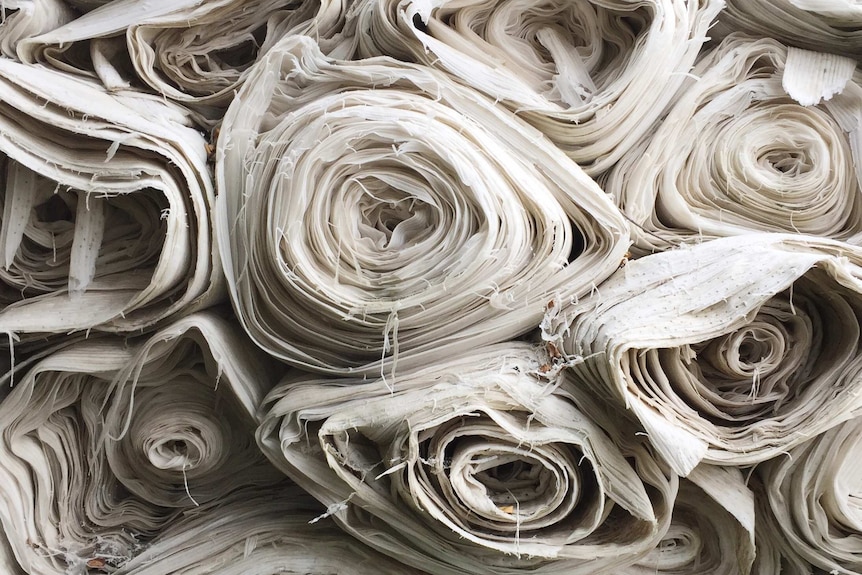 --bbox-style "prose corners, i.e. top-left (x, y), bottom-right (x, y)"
top-left (19, 0), bottom-right (344, 122)
top-left (330, 0), bottom-right (724, 174)
top-left (755, 413), bottom-right (862, 575)
top-left (0, 58), bottom-right (221, 340)
top-left (716, 0), bottom-right (862, 58)
top-left (0, 0), bottom-right (76, 59)
top-left (623, 464), bottom-right (755, 574)
top-left (114, 484), bottom-right (415, 575)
